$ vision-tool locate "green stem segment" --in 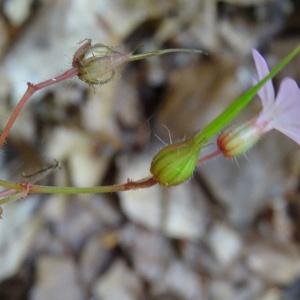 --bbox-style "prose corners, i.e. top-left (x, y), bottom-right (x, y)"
top-left (198, 149), bottom-right (222, 163)
top-left (129, 48), bottom-right (206, 61)
top-left (0, 177), bottom-right (157, 205)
